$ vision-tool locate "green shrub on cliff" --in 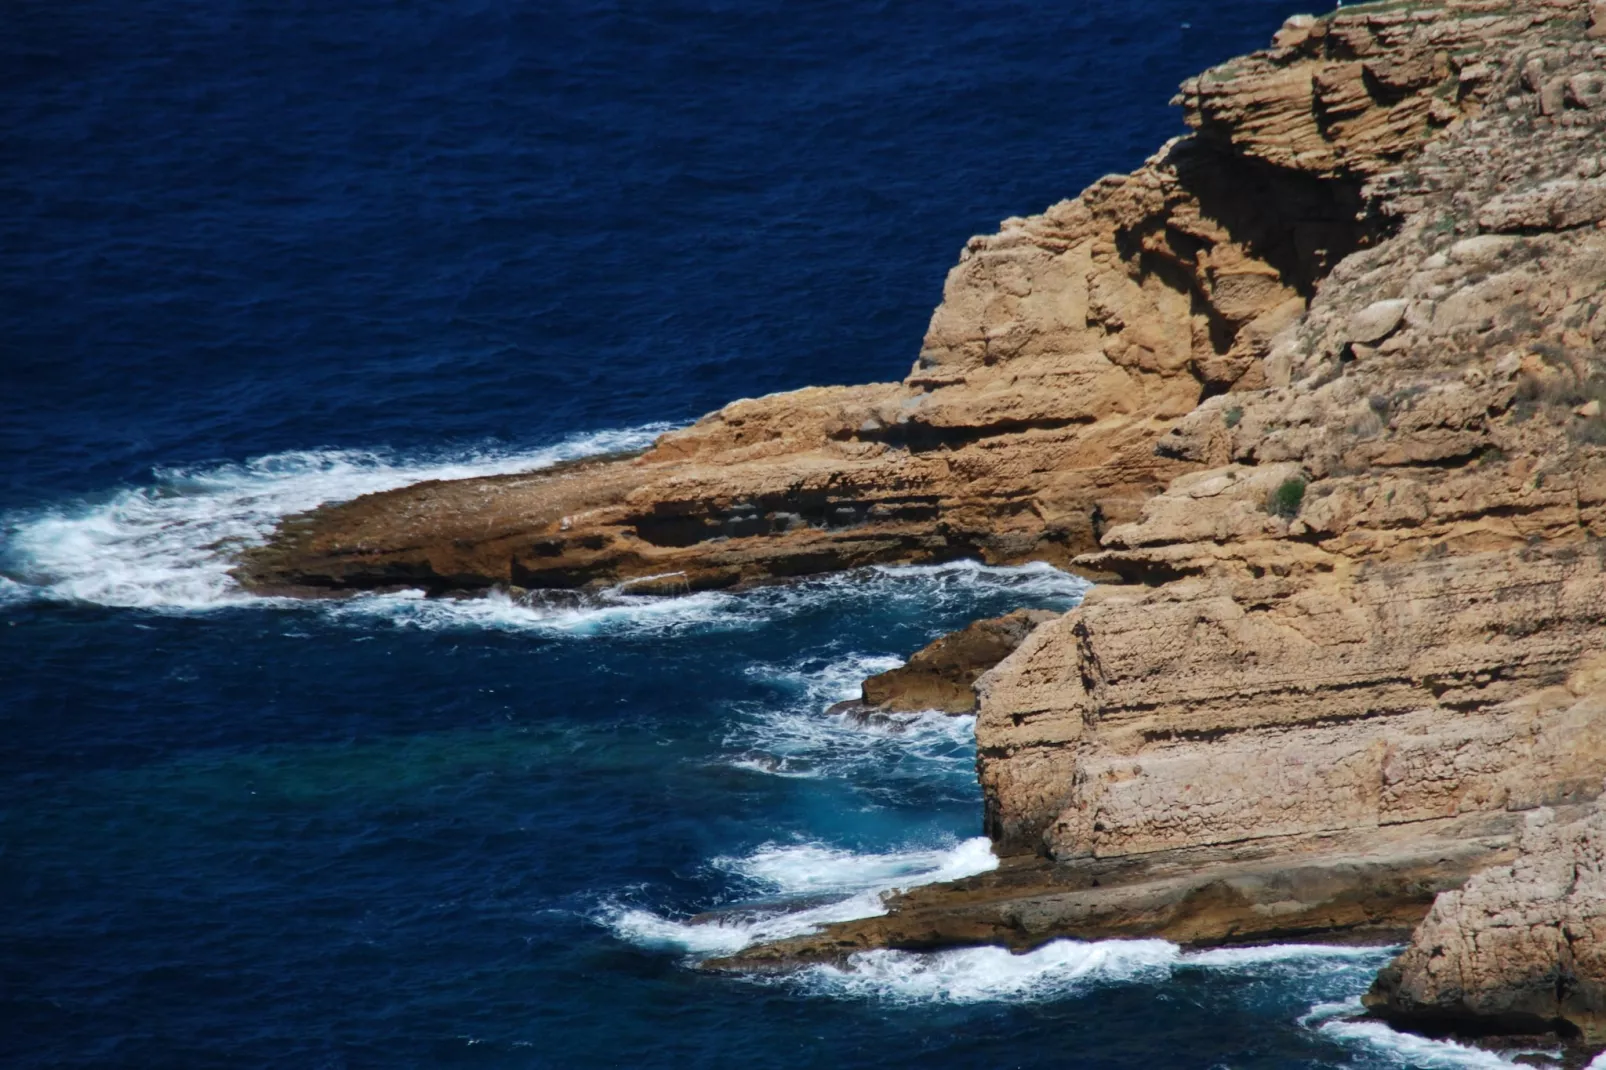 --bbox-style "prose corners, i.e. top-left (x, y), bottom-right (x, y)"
top-left (1266, 477), bottom-right (1306, 520)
